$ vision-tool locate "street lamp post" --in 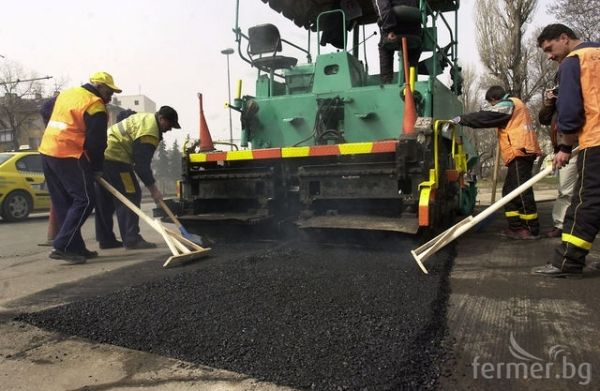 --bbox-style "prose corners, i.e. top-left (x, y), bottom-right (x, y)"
top-left (221, 48), bottom-right (235, 150)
